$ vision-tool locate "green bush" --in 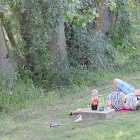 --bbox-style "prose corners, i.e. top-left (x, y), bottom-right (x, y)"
top-left (67, 27), bottom-right (116, 69)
